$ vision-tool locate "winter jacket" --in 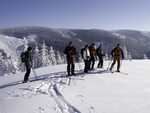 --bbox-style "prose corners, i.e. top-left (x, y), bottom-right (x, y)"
top-left (111, 47), bottom-right (124, 59)
top-left (96, 47), bottom-right (105, 57)
top-left (24, 51), bottom-right (32, 68)
top-left (89, 46), bottom-right (96, 57)
top-left (81, 48), bottom-right (90, 60)
top-left (64, 46), bottom-right (76, 58)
